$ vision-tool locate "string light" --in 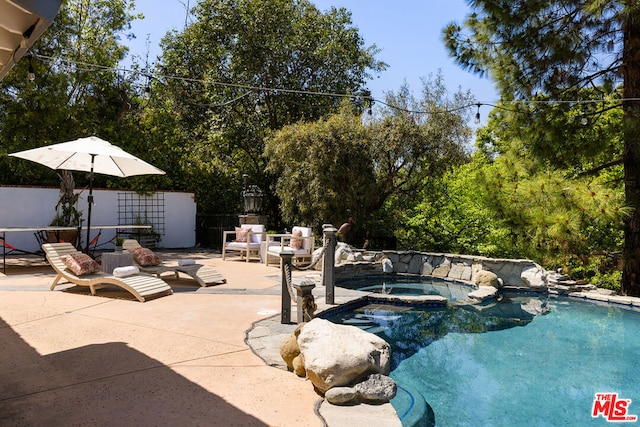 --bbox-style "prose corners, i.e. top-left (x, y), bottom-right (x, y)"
top-left (27, 55), bottom-right (35, 82)
top-left (31, 53), bottom-right (629, 119)
top-left (581, 110), bottom-right (589, 126)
